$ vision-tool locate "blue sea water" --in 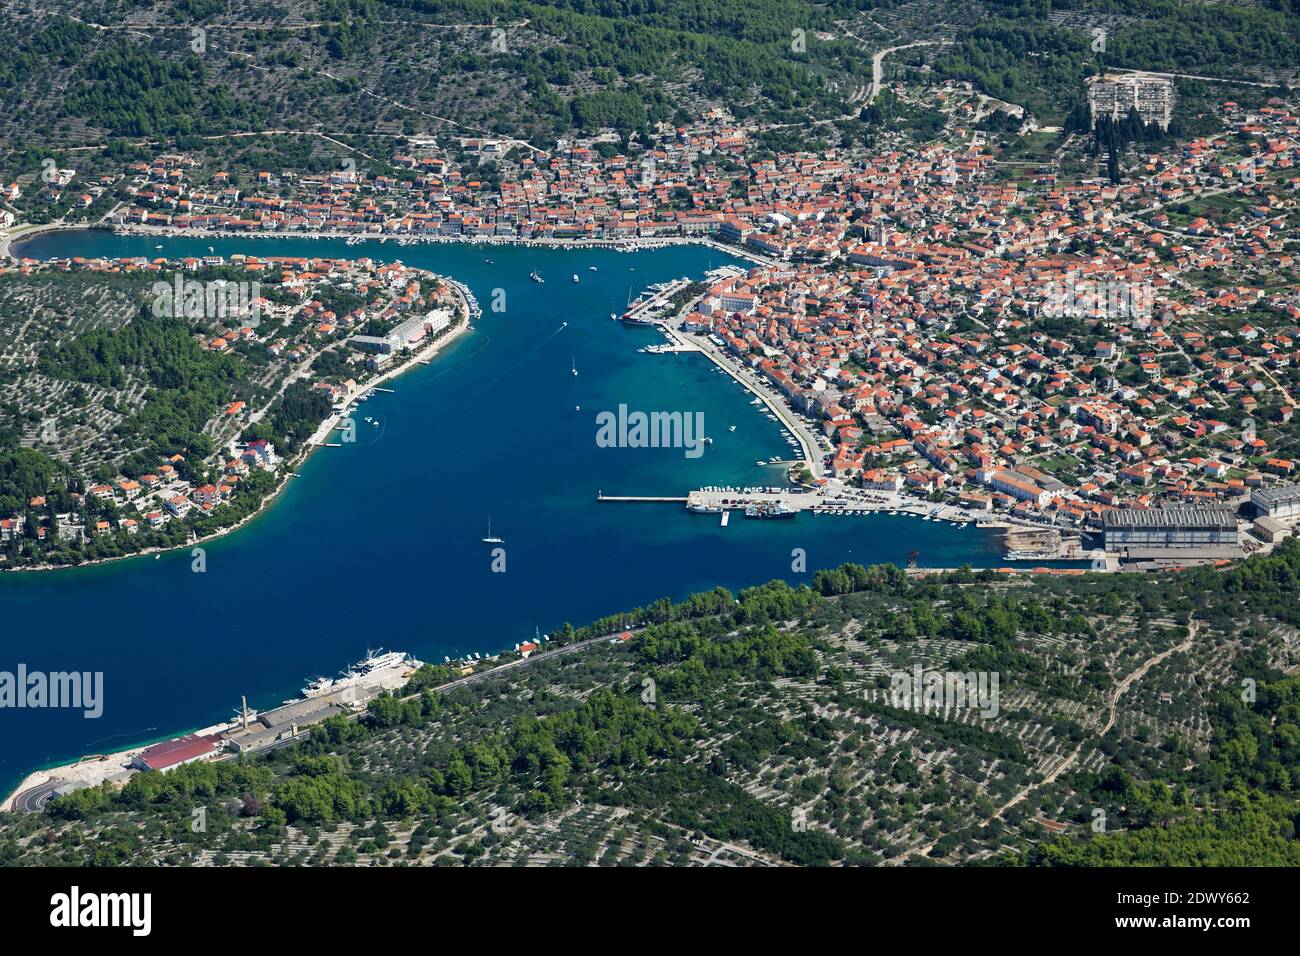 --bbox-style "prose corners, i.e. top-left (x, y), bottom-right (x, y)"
top-left (0, 232), bottom-right (1019, 795)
